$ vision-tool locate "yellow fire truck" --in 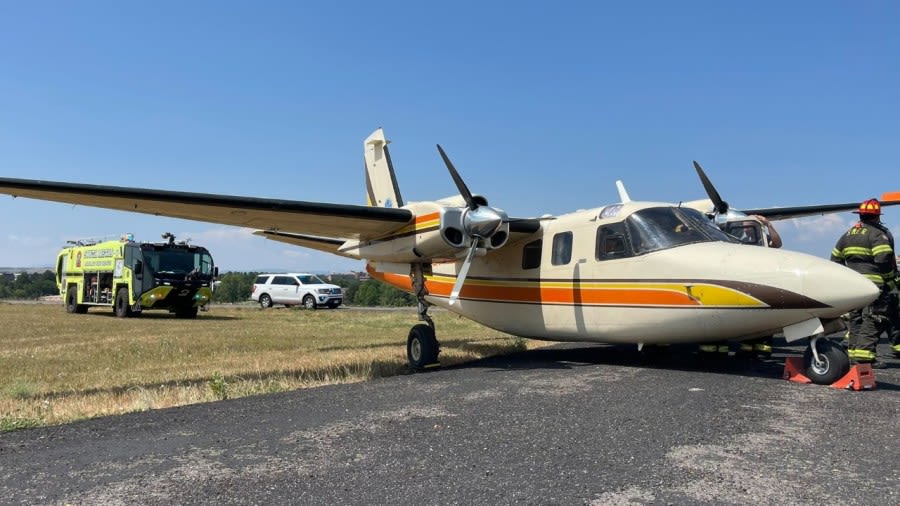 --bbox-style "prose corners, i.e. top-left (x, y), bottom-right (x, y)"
top-left (55, 233), bottom-right (217, 318)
